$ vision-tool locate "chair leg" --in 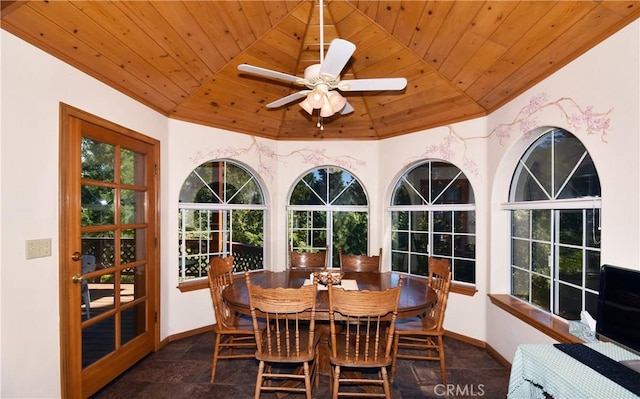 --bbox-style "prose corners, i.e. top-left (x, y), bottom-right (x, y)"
top-left (303, 361), bottom-right (312, 399)
top-left (210, 334), bottom-right (222, 382)
top-left (332, 365), bottom-right (340, 399)
top-left (390, 334), bottom-right (400, 382)
top-left (381, 366), bottom-right (391, 399)
top-left (254, 360), bottom-right (265, 399)
top-left (438, 336), bottom-right (447, 384)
